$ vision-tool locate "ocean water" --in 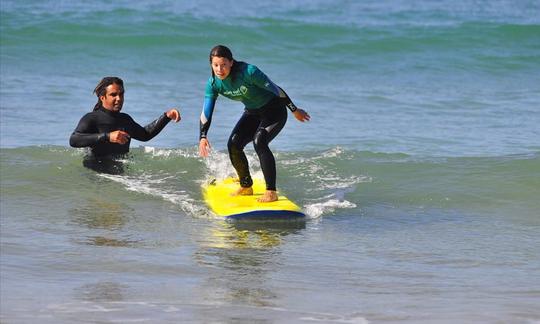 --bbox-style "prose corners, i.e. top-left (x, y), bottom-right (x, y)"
top-left (1, 0), bottom-right (540, 323)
